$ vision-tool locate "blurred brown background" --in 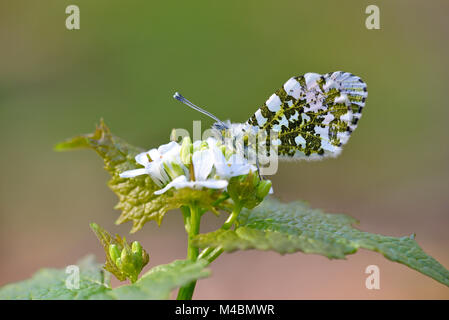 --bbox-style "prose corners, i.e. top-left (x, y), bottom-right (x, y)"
top-left (0, 0), bottom-right (448, 299)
